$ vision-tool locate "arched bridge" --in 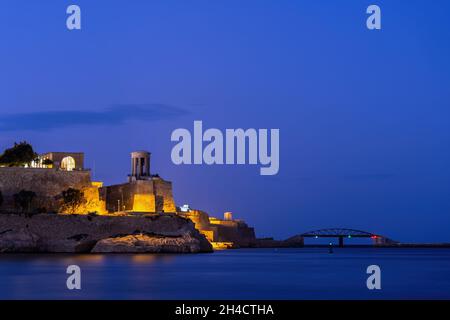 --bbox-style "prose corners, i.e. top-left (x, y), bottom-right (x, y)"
top-left (299, 228), bottom-right (397, 247)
